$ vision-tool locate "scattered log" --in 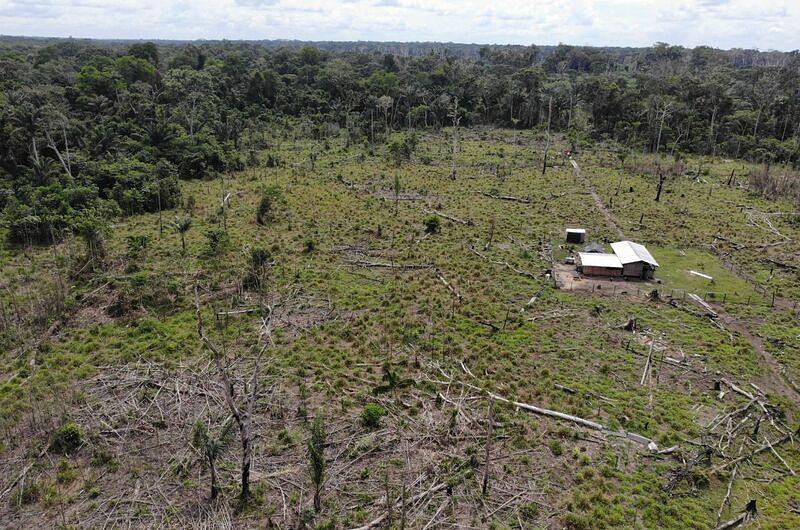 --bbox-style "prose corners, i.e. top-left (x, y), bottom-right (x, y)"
top-left (762, 435), bottom-right (796, 476)
top-left (716, 464), bottom-right (738, 526)
top-left (688, 293), bottom-right (718, 318)
top-left (425, 209), bottom-right (472, 226)
top-left (0, 446), bottom-right (48, 502)
top-left (486, 390), bottom-right (606, 431)
top-left (346, 259), bottom-right (433, 270)
top-left (713, 428), bottom-right (799, 473)
top-left (470, 247), bottom-right (537, 280)
top-left (430, 365), bottom-right (655, 447)
top-left (715, 500), bottom-right (756, 530)
top-left (436, 272), bottom-right (462, 300)
top-left (348, 480), bottom-right (448, 530)
top-left (478, 191), bottom-right (531, 204)
top-left (640, 338), bottom-right (655, 386)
